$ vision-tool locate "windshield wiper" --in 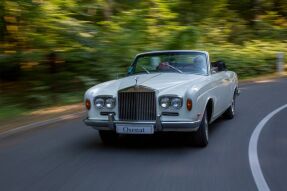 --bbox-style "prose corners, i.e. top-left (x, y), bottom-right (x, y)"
top-left (139, 65), bottom-right (150, 74)
top-left (164, 62), bottom-right (183, 74)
